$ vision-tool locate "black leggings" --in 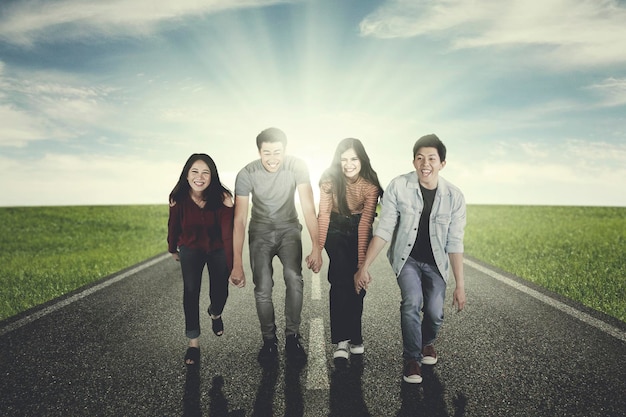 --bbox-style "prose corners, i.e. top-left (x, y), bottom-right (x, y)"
top-left (179, 246), bottom-right (229, 339)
